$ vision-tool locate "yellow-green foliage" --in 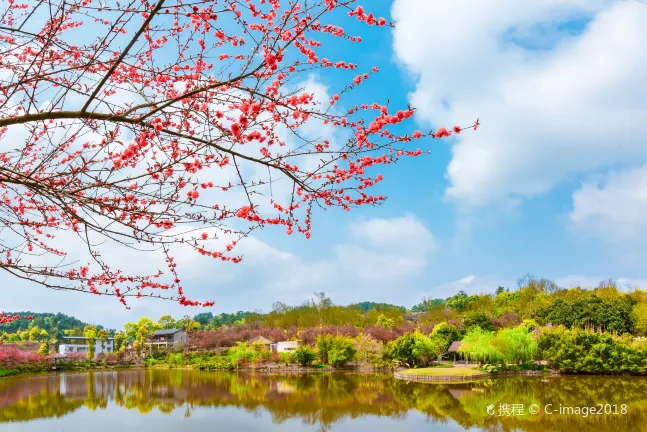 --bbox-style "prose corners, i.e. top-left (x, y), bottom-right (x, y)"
top-left (37, 343), bottom-right (49, 356)
top-left (316, 334), bottom-right (356, 366)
